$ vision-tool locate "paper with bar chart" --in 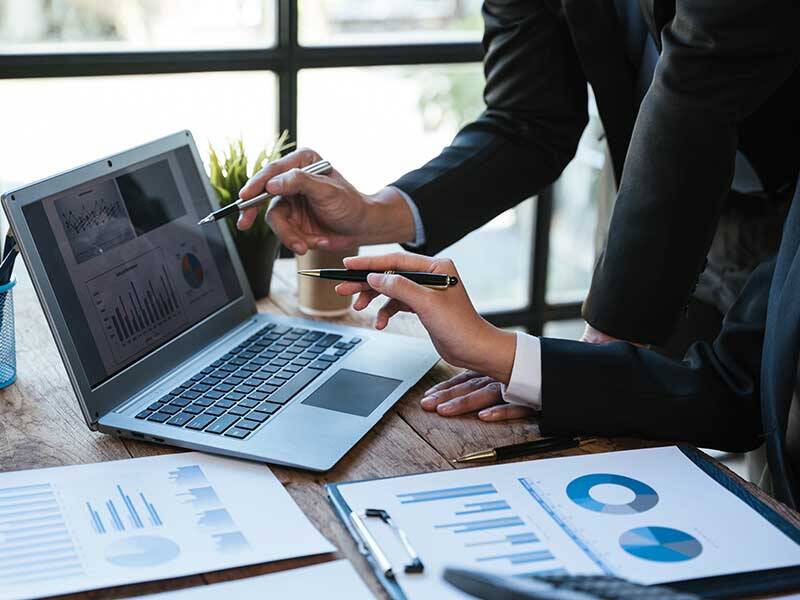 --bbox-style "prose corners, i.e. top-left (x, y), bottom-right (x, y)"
top-left (335, 446), bottom-right (800, 599)
top-left (0, 452), bottom-right (333, 600)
